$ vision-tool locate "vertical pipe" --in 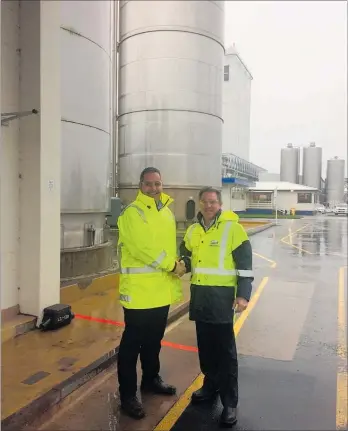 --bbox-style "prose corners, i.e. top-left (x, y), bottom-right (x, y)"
top-left (111, 0), bottom-right (119, 197)
top-left (109, 0), bottom-right (114, 199)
